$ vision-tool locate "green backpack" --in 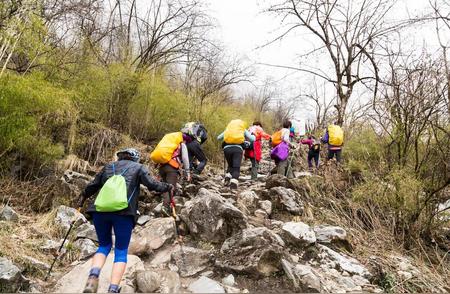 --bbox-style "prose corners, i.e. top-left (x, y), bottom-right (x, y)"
top-left (94, 164), bottom-right (135, 212)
